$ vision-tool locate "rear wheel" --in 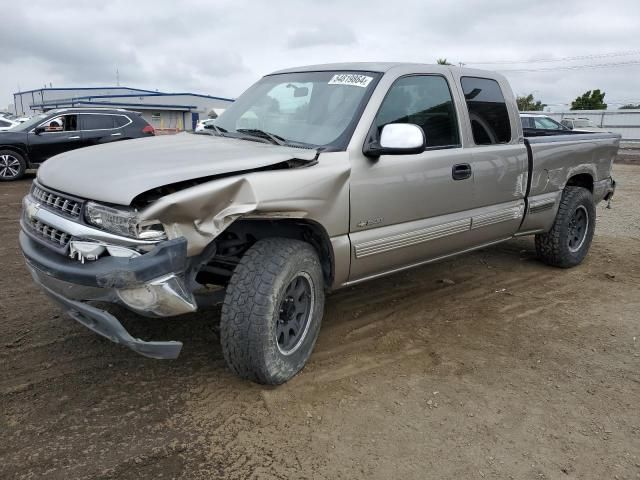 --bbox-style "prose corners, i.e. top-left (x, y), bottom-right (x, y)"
top-left (0, 150), bottom-right (26, 181)
top-left (535, 186), bottom-right (595, 268)
top-left (220, 238), bottom-right (325, 384)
